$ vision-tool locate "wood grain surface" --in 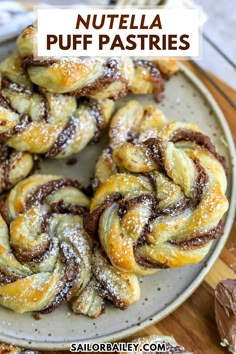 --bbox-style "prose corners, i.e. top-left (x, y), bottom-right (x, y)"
top-left (2, 64), bottom-right (236, 354)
